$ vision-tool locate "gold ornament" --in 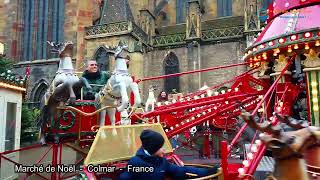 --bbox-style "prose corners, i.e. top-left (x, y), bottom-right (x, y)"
top-left (302, 49), bottom-right (320, 68)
